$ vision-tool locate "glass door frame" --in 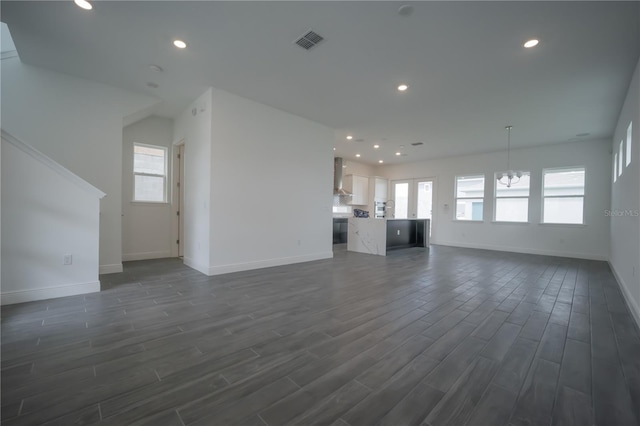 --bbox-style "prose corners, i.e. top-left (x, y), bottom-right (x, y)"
top-left (390, 177), bottom-right (437, 238)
